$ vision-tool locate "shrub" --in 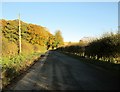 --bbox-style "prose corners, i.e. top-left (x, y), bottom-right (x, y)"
top-left (33, 44), bottom-right (41, 52)
top-left (2, 37), bottom-right (18, 57)
top-left (21, 39), bottom-right (34, 55)
top-left (2, 53), bottom-right (41, 87)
